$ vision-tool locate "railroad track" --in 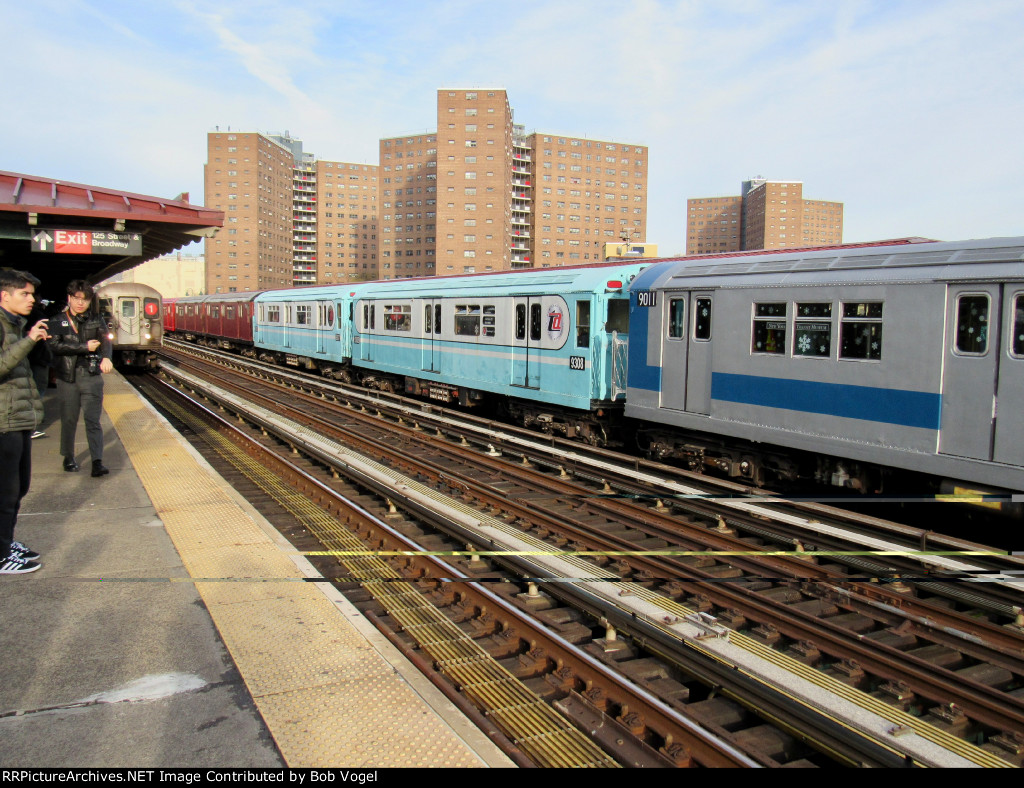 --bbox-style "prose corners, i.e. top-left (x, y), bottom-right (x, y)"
top-left (150, 344), bottom-right (1024, 765)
